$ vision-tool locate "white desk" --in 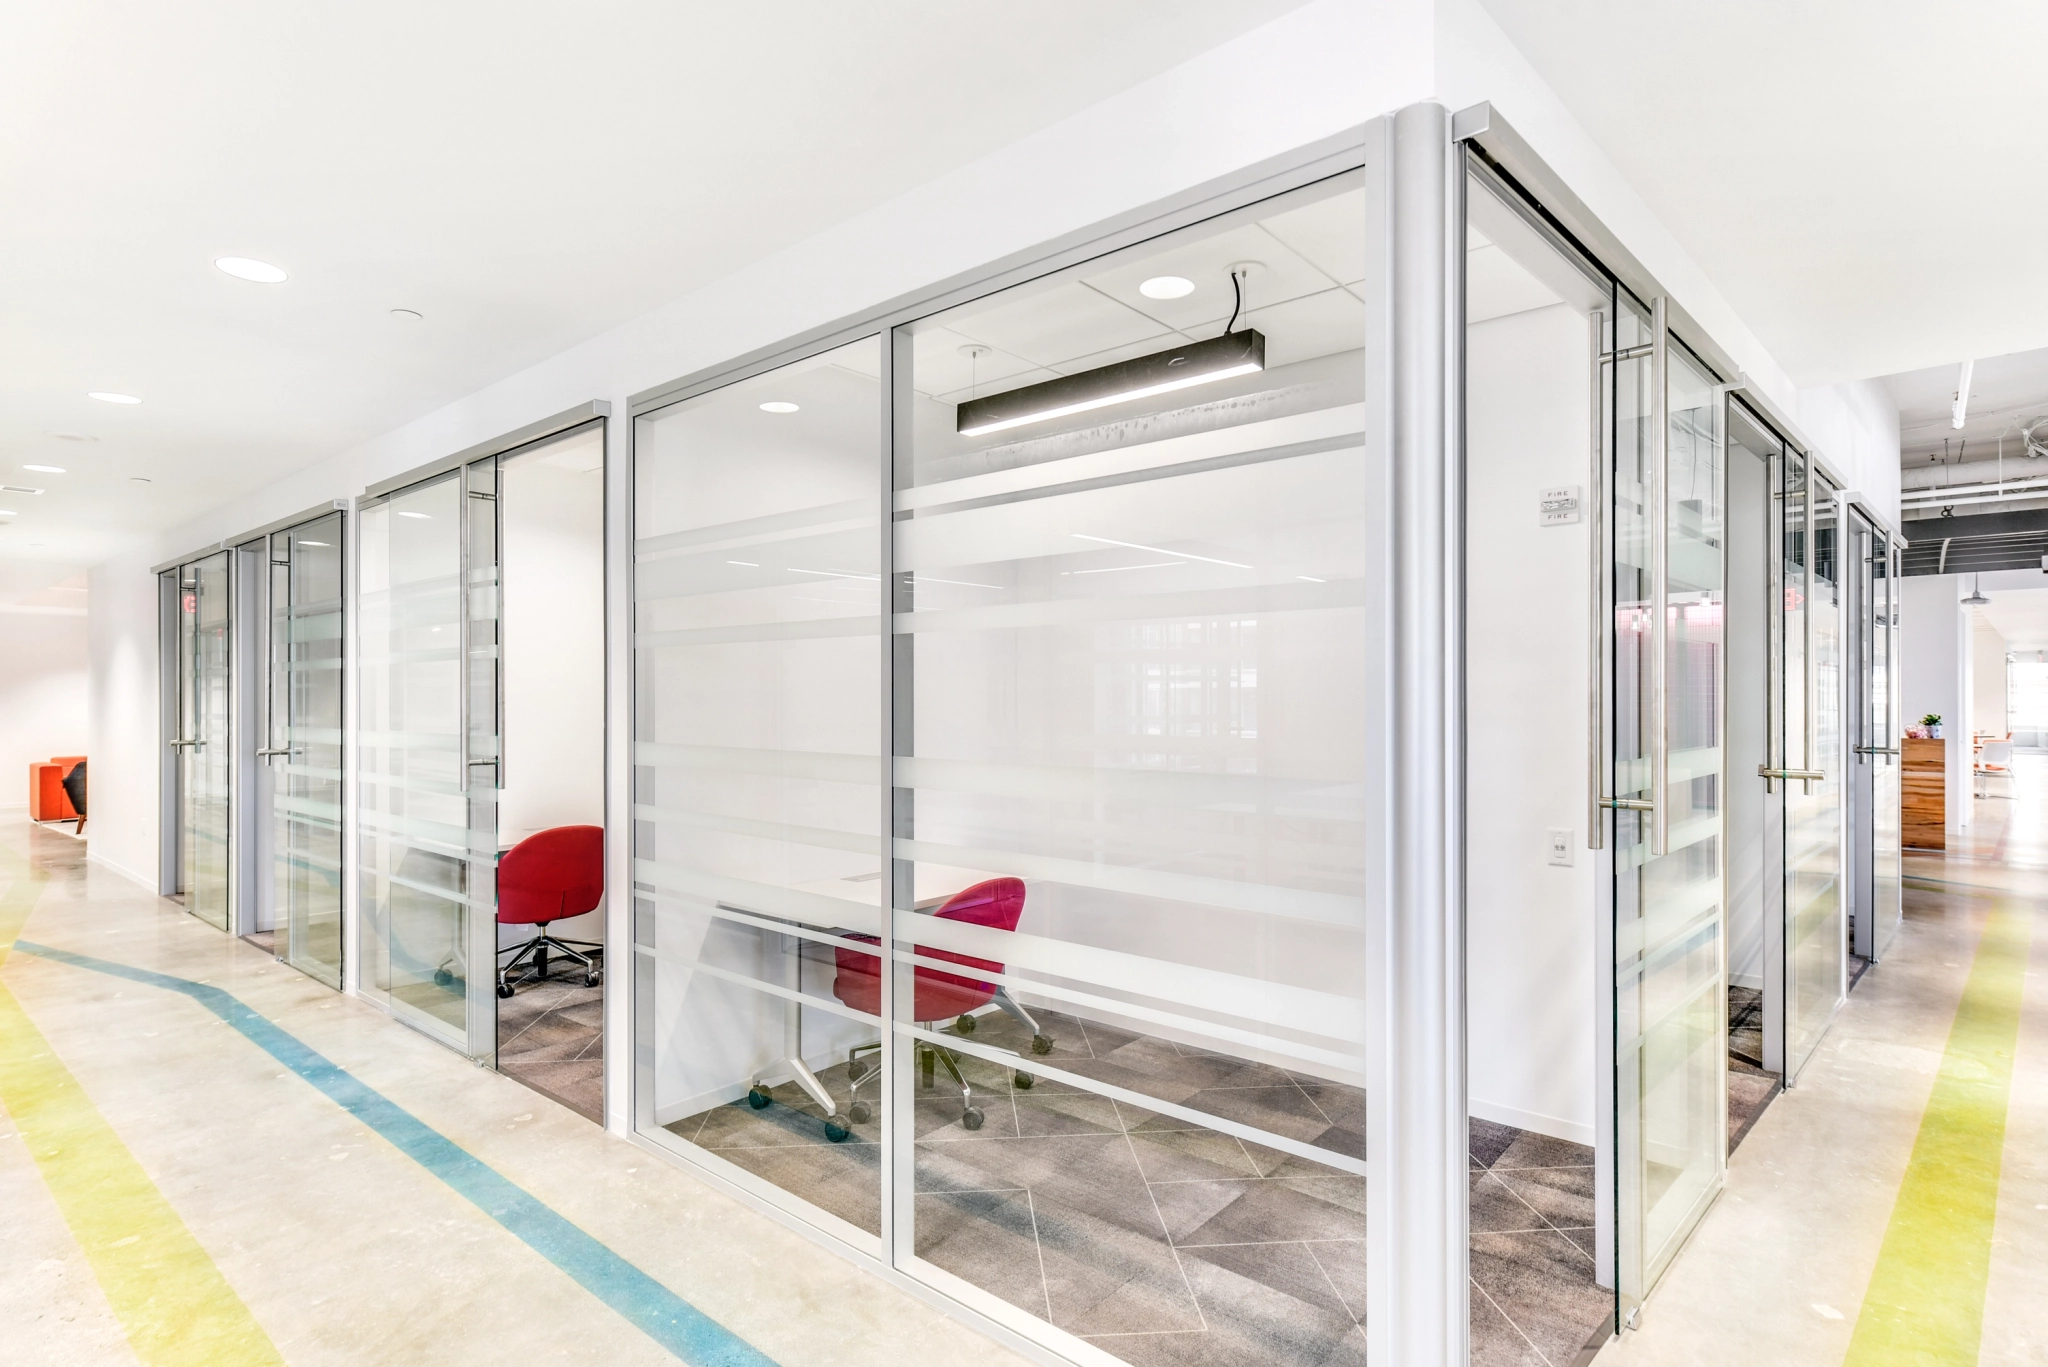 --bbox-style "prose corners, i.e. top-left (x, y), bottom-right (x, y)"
top-left (724, 863), bottom-right (1043, 1128)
